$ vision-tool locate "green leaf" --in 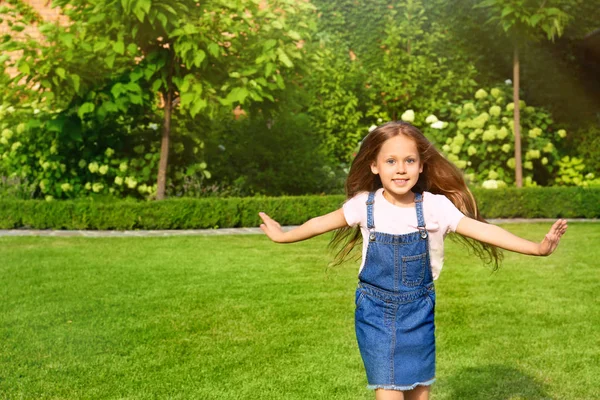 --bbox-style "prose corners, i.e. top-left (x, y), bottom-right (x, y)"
top-left (223, 87), bottom-right (249, 105)
top-left (139, 0), bottom-right (151, 13)
top-left (17, 60), bottom-right (30, 75)
top-left (152, 79), bottom-right (163, 92)
top-left (190, 98), bottom-right (207, 118)
top-left (130, 68), bottom-right (144, 82)
top-left (501, 6), bottom-right (514, 18)
top-left (134, 7), bottom-right (145, 22)
top-left (529, 14), bottom-right (543, 27)
top-left (55, 67), bottom-right (66, 79)
top-left (263, 39), bottom-right (277, 51)
top-left (47, 119), bottom-right (64, 132)
top-left (111, 83), bottom-right (125, 98)
top-left (287, 30), bottom-right (301, 41)
top-left (121, 0), bottom-right (132, 13)
top-left (264, 63), bottom-right (275, 77)
top-left (58, 33), bottom-right (74, 48)
top-left (105, 53), bottom-right (116, 68)
top-left (93, 41), bottom-right (108, 52)
top-left (113, 40), bottom-right (125, 55)
top-left (77, 102), bottom-right (95, 120)
top-left (180, 92), bottom-right (195, 107)
top-left (194, 50), bottom-right (206, 67)
top-left (70, 74), bottom-right (80, 93)
top-left (276, 48), bottom-right (293, 68)
top-left (208, 43), bottom-right (220, 58)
